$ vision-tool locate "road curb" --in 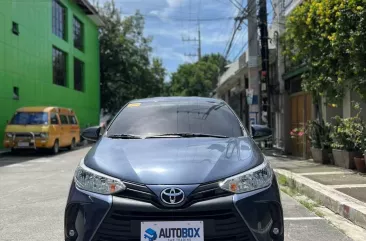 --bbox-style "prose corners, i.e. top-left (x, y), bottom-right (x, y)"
top-left (274, 168), bottom-right (366, 229)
